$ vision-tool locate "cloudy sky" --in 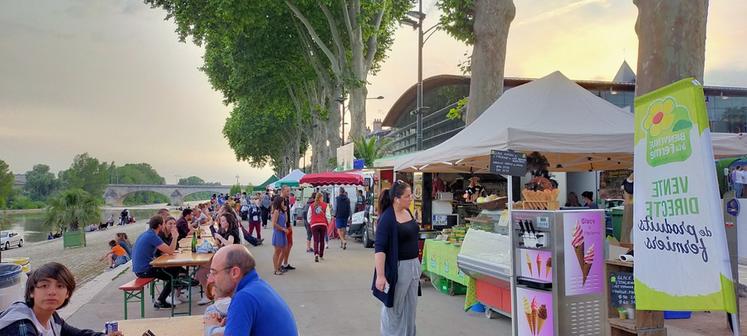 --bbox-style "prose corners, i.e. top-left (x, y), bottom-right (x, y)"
top-left (1, 0), bottom-right (746, 185)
